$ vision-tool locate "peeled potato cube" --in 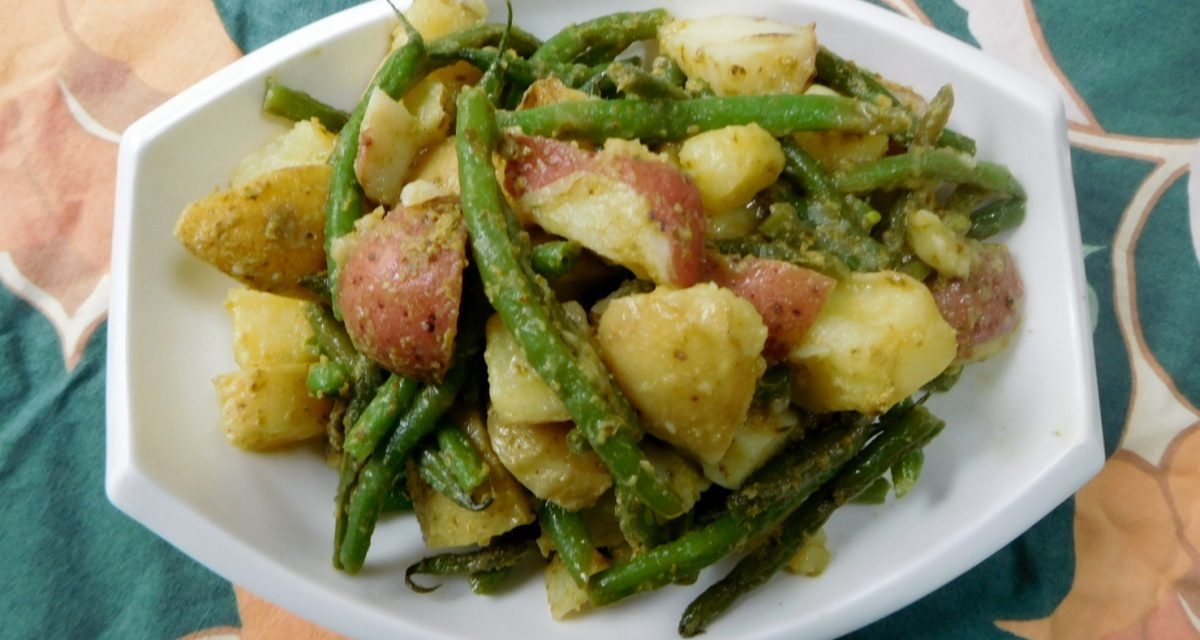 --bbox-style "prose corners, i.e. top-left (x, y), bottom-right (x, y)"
top-left (486, 413), bottom-right (612, 511)
top-left (679, 124), bottom-right (785, 214)
top-left (213, 365), bottom-right (331, 450)
top-left (225, 288), bottom-right (316, 368)
top-left (230, 119), bottom-right (335, 187)
top-left (596, 283), bottom-right (767, 465)
top-left (658, 15), bottom-right (817, 96)
top-left (787, 271), bottom-right (958, 413)
top-left (484, 313), bottom-right (571, 424)
top-left (702, 407), bottom-right (803, 489)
